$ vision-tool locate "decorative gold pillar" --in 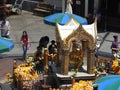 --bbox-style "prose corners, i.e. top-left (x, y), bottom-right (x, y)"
top-left (56, 41), bottom-right (60, 66)
top-left (82, 40), bottom-right (88, 51)
top-left (55, 27), bottom-right (61, 67)
top-left (82, 40), bottom-right (88, 57)
top-left (44, 48), bottom-right (49, 75)
top-left (61, 47), bottom-right (69, 75)
top-left (87, 48), bottom-right (95, 74)
top-left (81, 40), bottom-right (88, 67)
